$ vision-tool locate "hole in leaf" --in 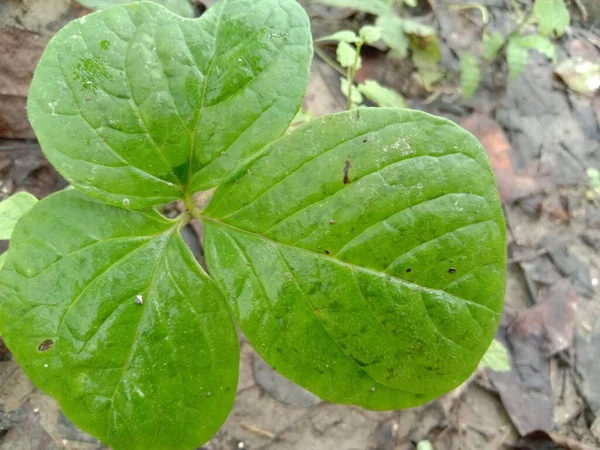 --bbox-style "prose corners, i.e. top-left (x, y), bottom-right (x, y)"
top-left (38, 339), bottom-right (53, 352)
